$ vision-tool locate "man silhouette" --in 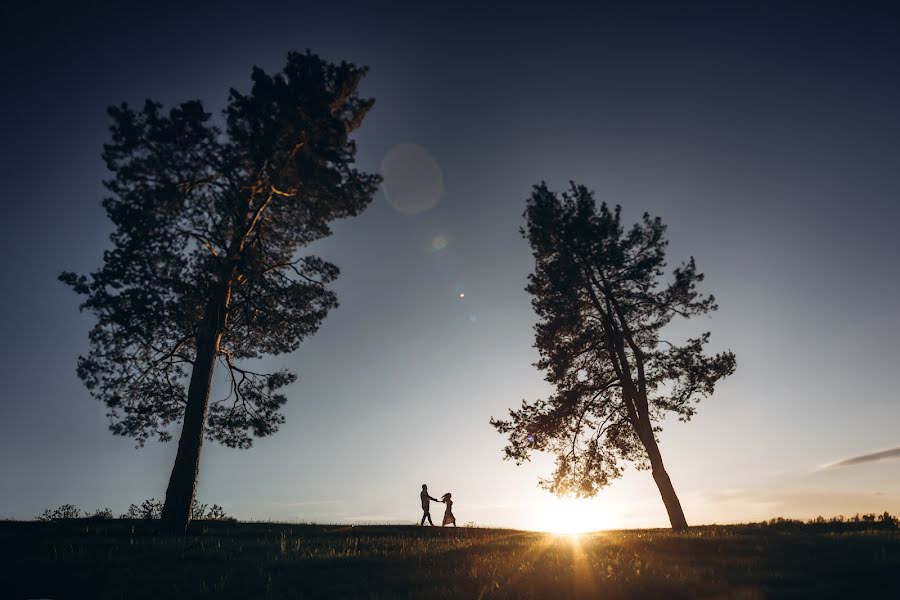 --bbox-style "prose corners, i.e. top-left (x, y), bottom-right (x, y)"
top-left (420, 484), bottom-right (440, 526)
